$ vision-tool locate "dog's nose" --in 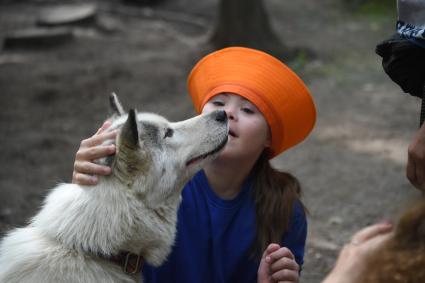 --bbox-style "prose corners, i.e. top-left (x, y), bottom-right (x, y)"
top-left (215, 110), bottom-right (227, 123)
